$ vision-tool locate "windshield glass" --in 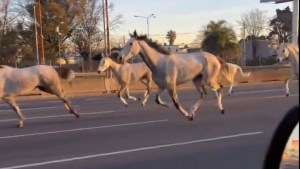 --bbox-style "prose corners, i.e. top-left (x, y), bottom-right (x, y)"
top-left (280, 123), bottom-right (299, 169)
